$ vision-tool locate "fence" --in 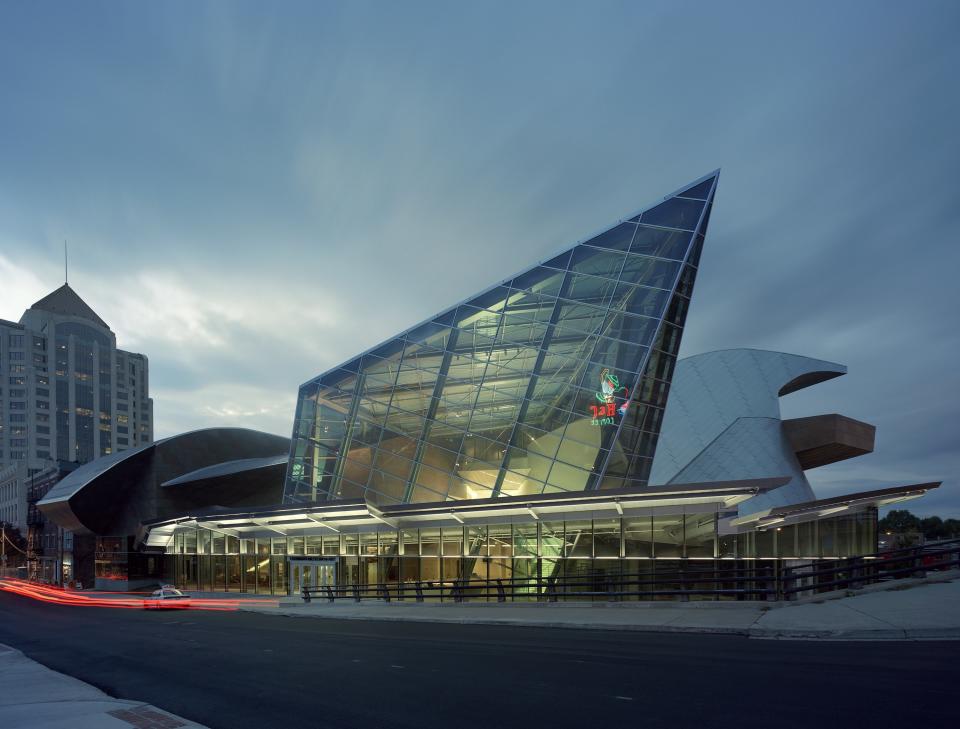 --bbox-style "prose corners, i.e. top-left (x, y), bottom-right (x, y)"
top-left (781, 537), bottom-right (960, 599)
top-left (301, 539), bottom-right (960, 604)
